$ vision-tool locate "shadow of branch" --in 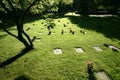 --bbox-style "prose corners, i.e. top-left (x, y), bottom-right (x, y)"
top-left (14, 75), bottom-right (31, 80)
top-left (0, 34), bottom-right (8, 39)
top-left (0, 48), bottom-right (32, 68)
